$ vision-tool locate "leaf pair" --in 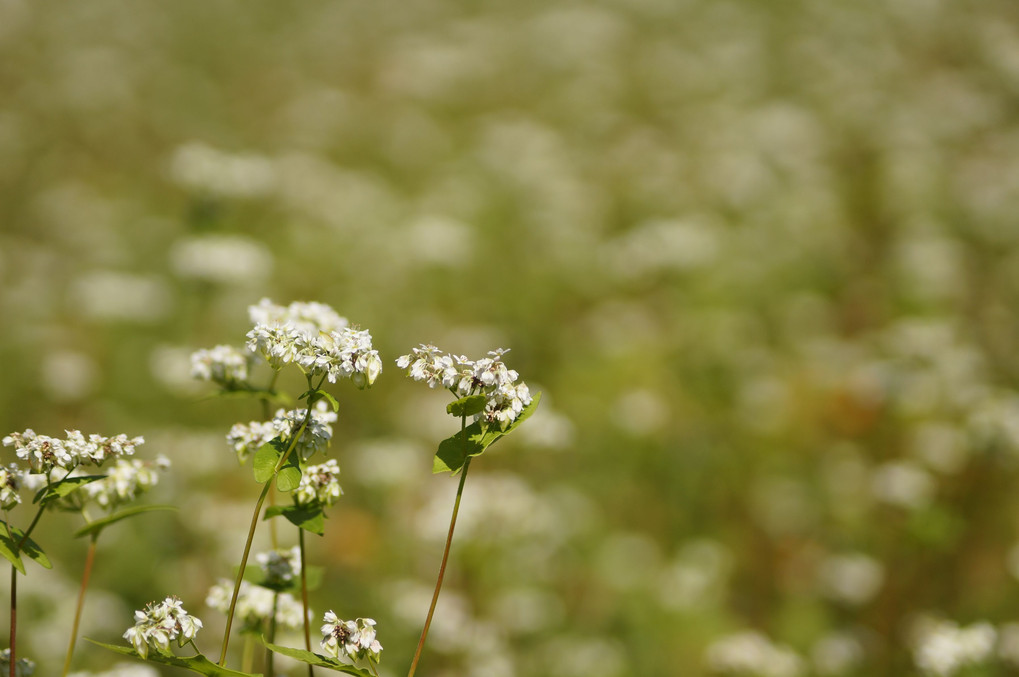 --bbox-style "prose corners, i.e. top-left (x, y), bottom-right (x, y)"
top-left (0, 520), bottom-right (50, 574)
top-left (264, 503), bottom-right (325, 535)
top-left (253, 437), bottom-right (301, 492)
top-left (434, 392), bottom-right (542, 474)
